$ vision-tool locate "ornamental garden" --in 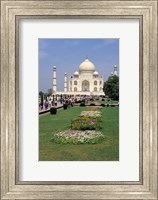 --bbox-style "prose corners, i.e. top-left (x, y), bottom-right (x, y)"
top-left (52, 107), bottom-right (104, 144)
top-left (39, 102), bottom-right (119, 161)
